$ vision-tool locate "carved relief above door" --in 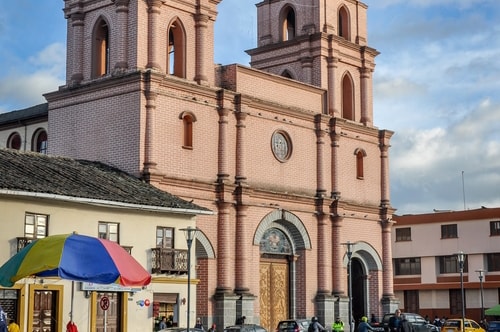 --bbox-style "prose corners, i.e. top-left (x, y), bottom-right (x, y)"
top-left (260, 259), bottom-right (289, 332)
